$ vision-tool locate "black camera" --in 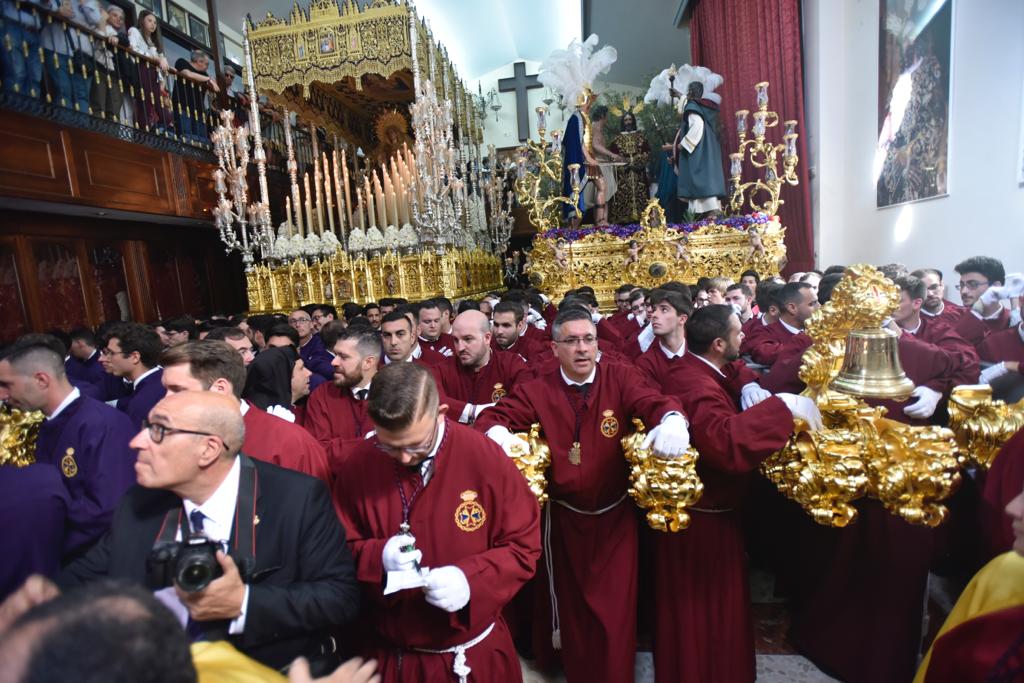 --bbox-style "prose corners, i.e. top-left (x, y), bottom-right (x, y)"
top-left (147, 535), bottom-right (225, 593)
